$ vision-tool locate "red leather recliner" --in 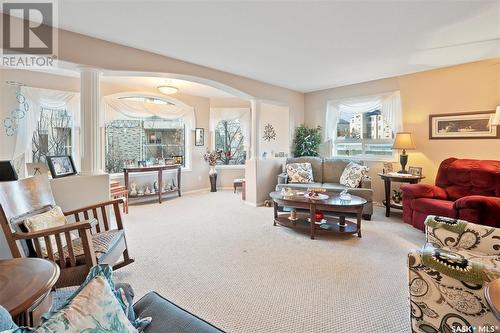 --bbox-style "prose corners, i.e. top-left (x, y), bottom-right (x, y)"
top-left (401, 158), bottom-right (500, 230)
